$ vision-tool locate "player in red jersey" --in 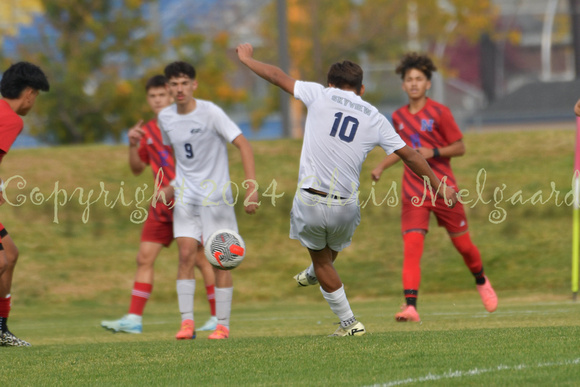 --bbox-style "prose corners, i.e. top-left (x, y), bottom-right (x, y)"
top-left (101, 75), bottom-right (218, 334)
top-left (371, 53), bottom-right (497, 322)
top-left (0, 62), bottom-right (49, 346)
